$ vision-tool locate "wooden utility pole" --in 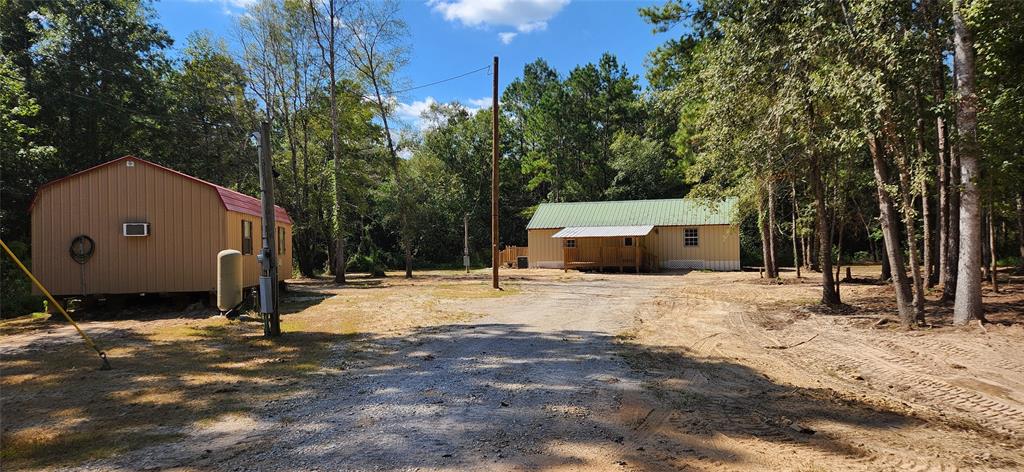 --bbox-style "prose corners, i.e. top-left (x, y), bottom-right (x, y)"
top-left (257, 121), bottom-right (281, 337)
top-left (491, 56), bottom-right (500, 289)
top-left (464, 213), bottom-right (470, 274)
